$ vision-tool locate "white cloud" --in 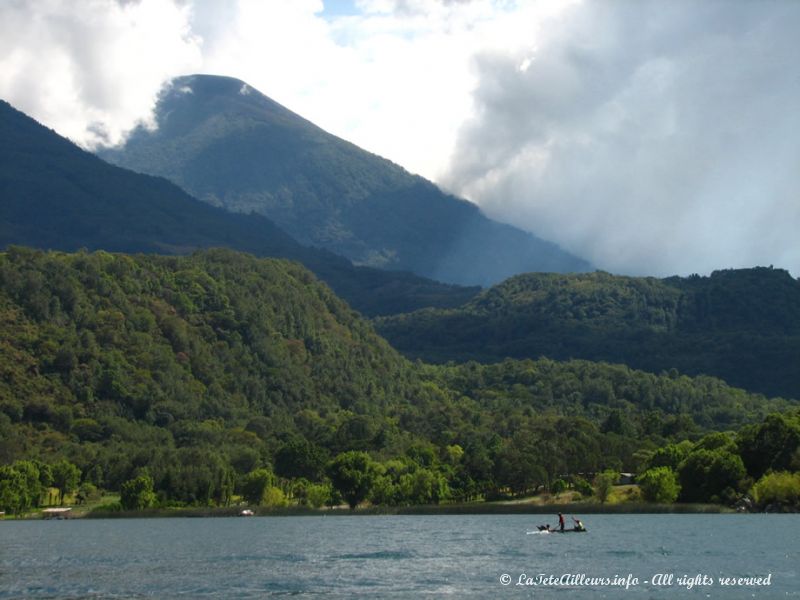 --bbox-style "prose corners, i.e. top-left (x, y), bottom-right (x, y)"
top-left (442, 0), bottom-right (800, 276)
top-left (0, 0), bottom-right (202, 147)
top-left (0, 0), bottom-right (573, 180)
top-left (1, 0), bottom-right (797, 276)
top-left (191, 0), bottom-right (511, 180)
